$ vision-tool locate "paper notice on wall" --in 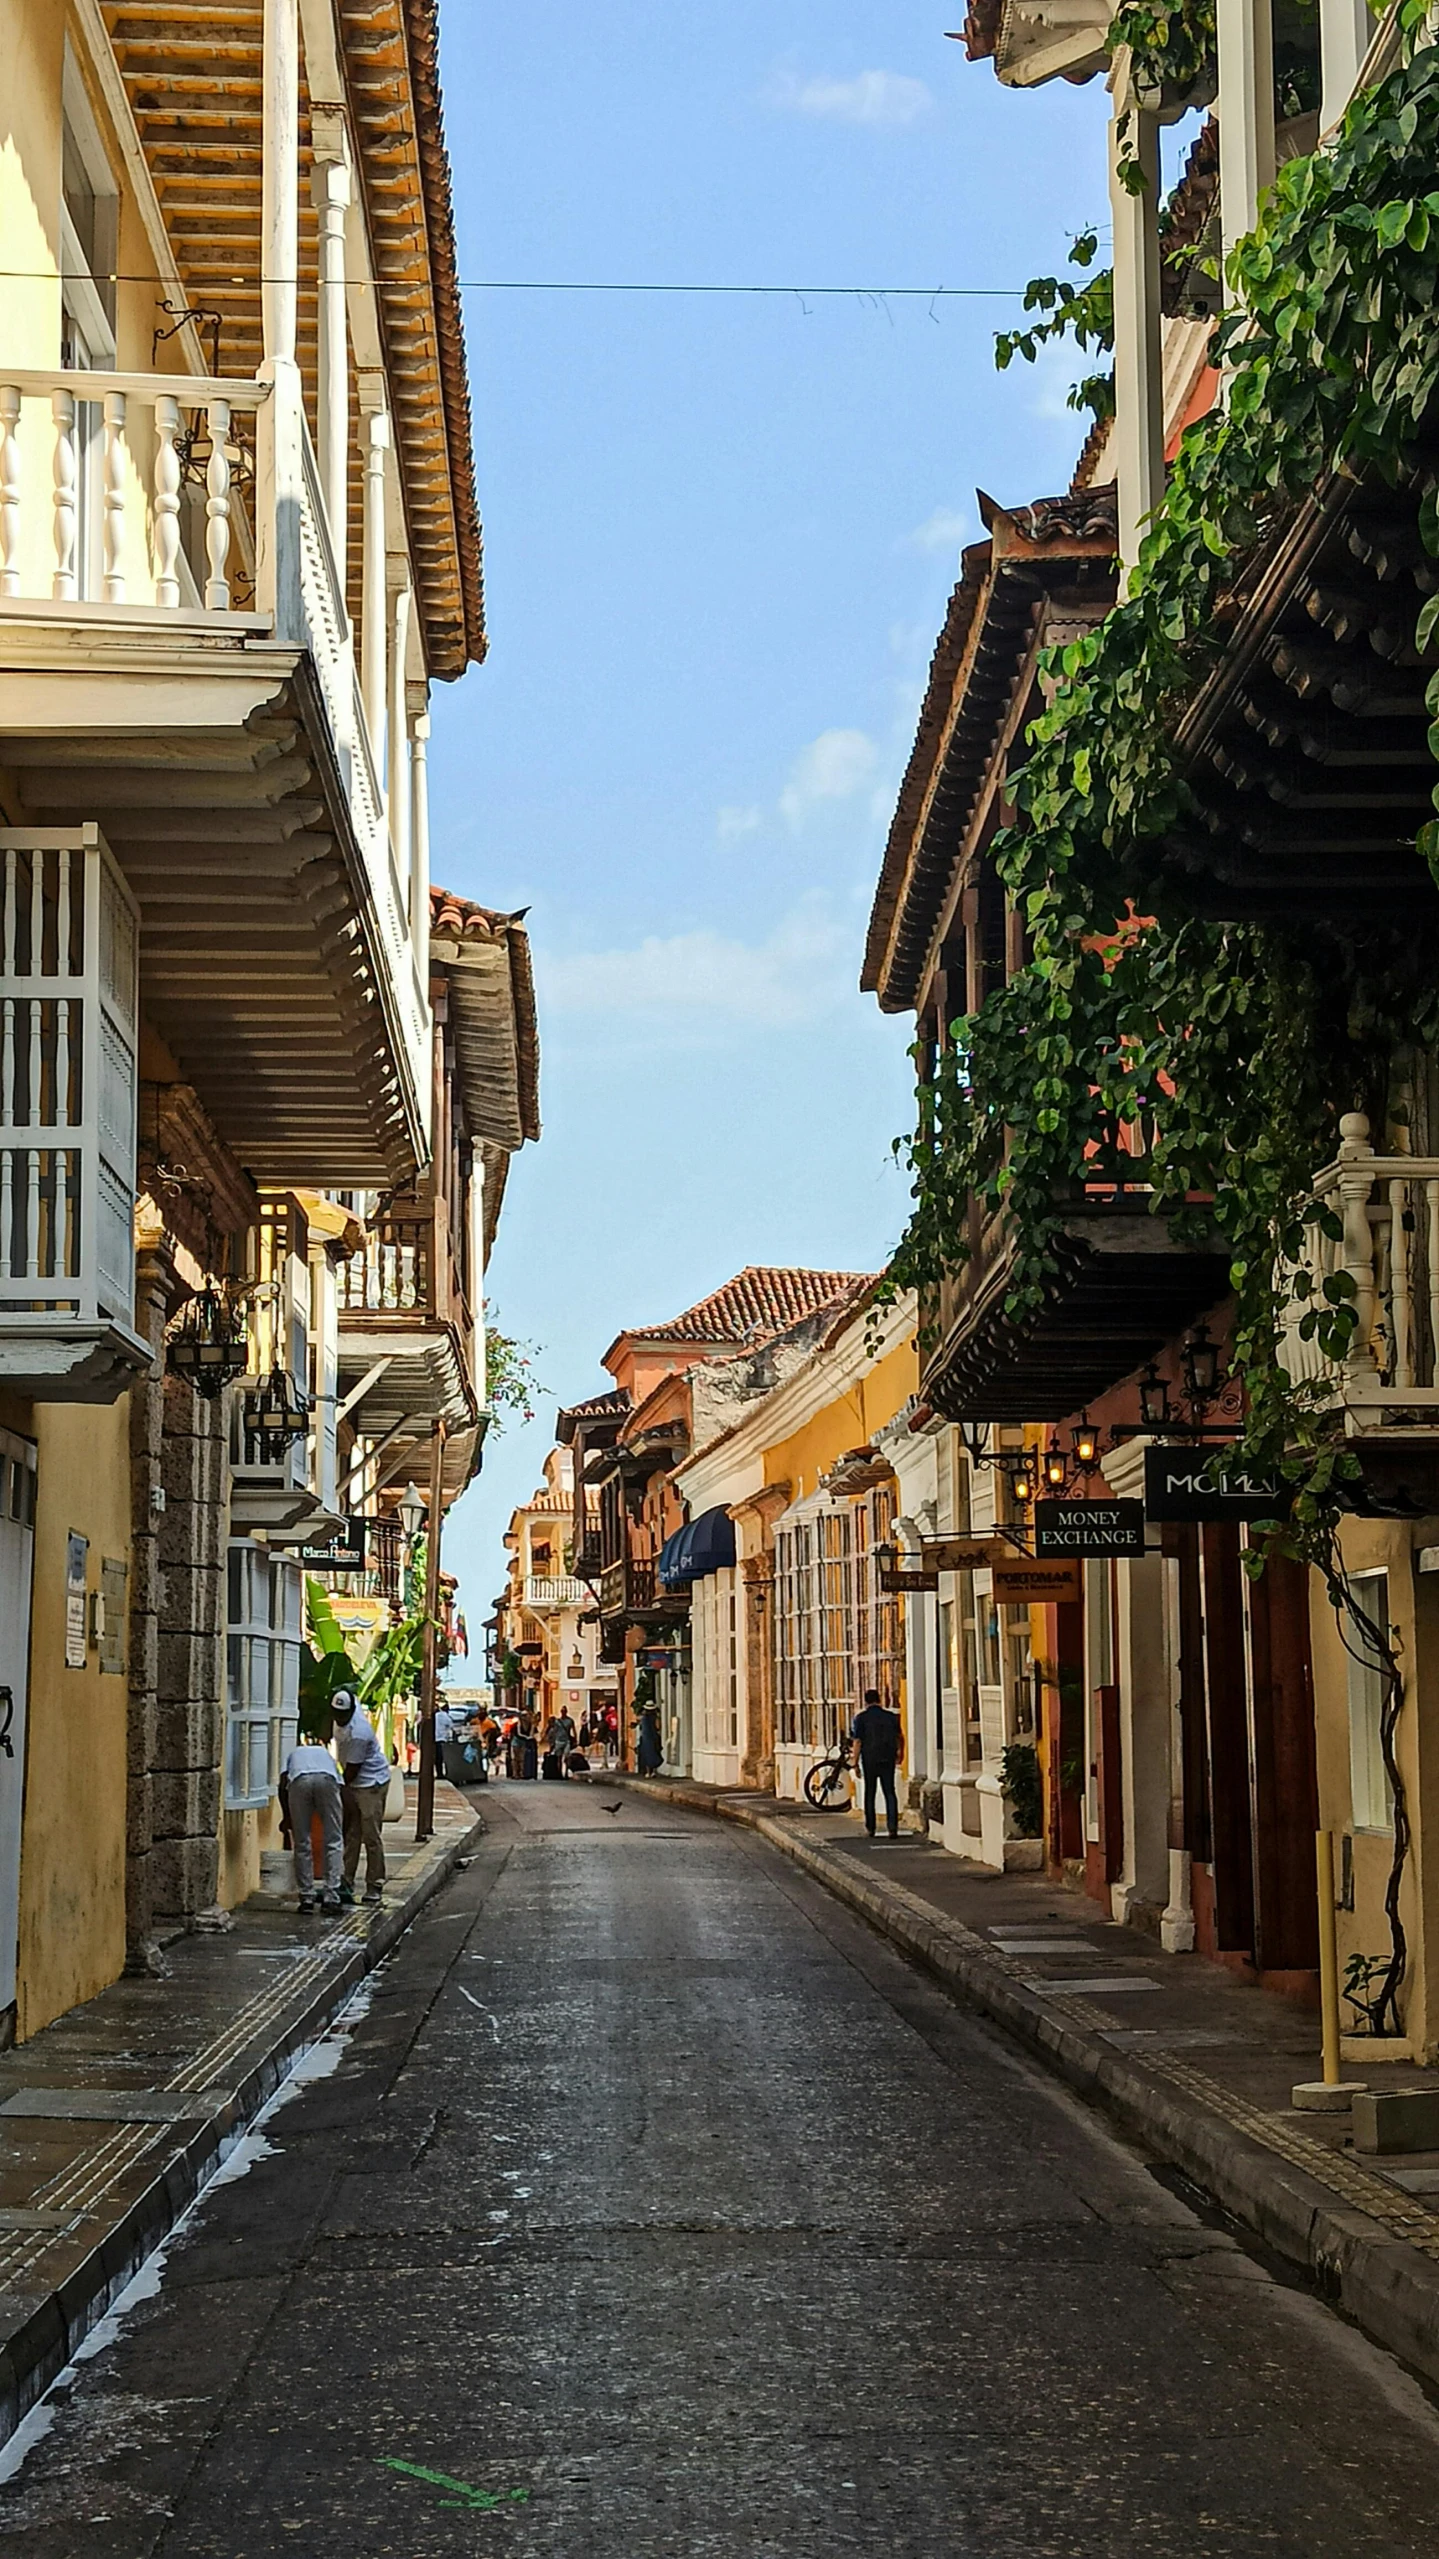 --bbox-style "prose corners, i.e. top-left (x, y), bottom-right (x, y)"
top-left (65, 1531), bottom-right (89, 1670)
